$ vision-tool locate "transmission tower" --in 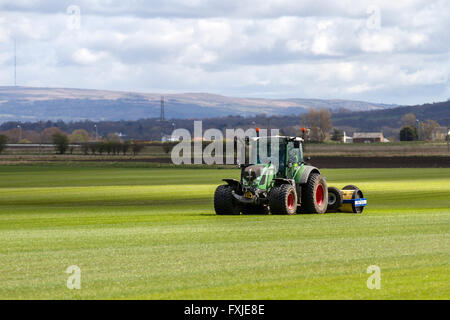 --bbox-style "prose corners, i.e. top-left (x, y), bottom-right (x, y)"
top-left (160, 96), bottom-right (165, 122)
